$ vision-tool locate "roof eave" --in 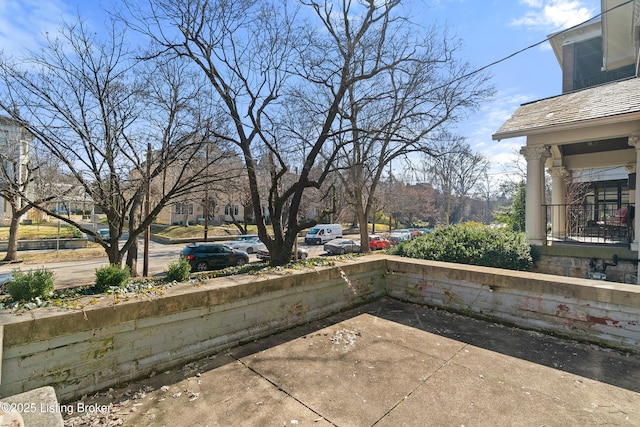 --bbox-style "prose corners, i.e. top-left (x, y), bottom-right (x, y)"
top-left (492, 111), bottom-right (640, 141)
